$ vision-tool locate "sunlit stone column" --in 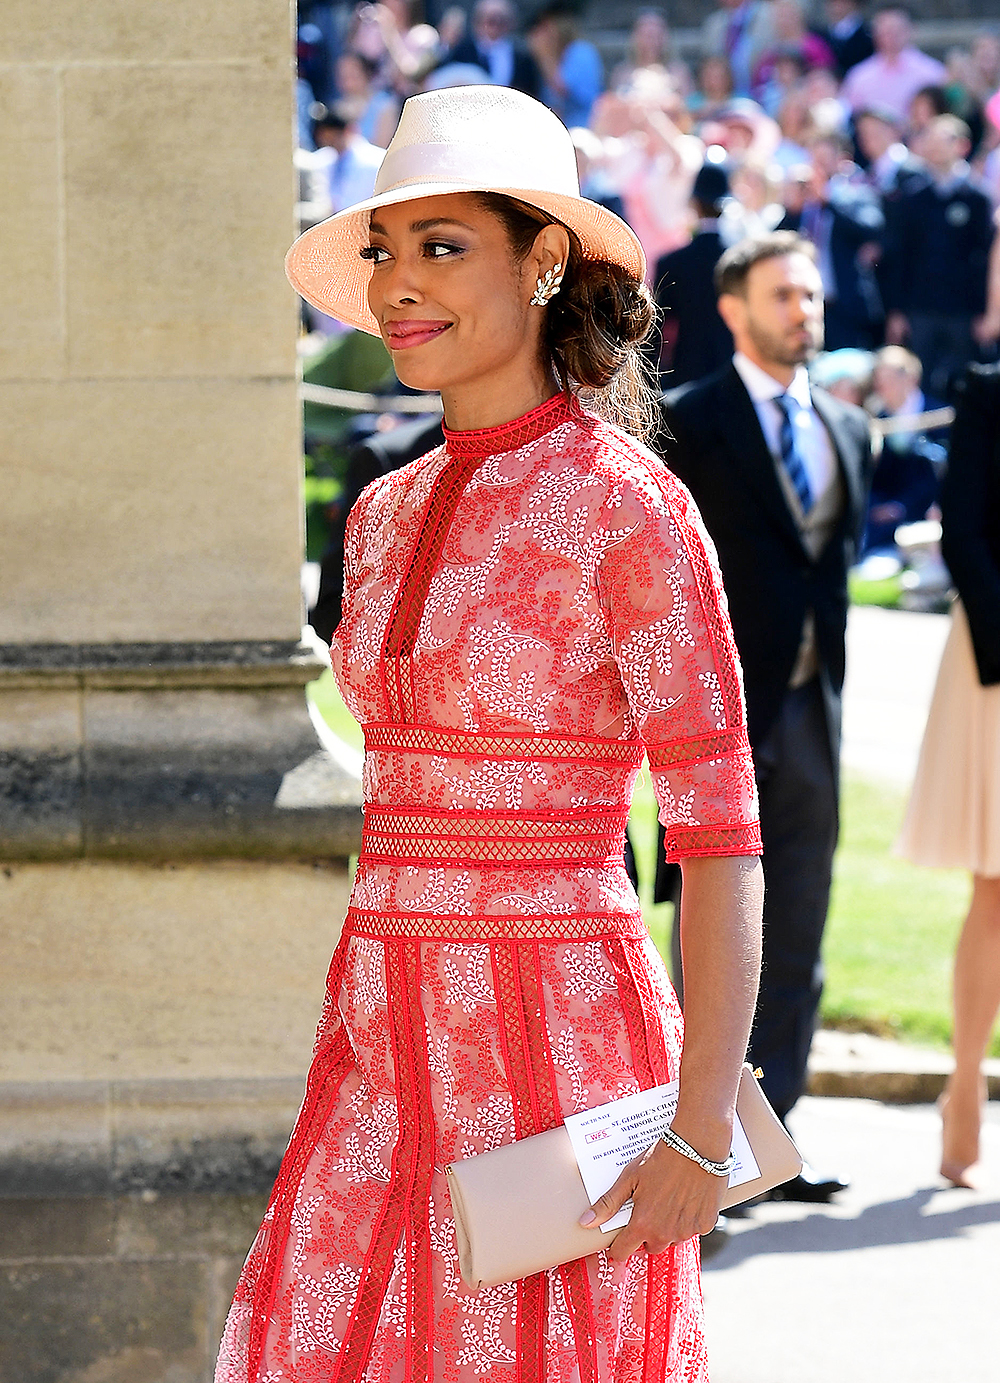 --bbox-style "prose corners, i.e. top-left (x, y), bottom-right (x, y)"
top-left (0, 5), bottom-right (361, 1369)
